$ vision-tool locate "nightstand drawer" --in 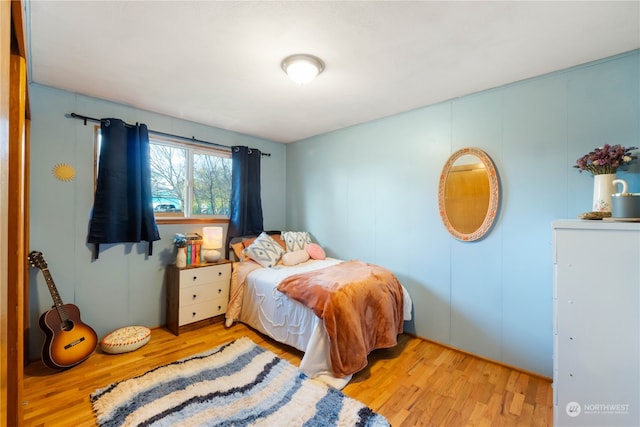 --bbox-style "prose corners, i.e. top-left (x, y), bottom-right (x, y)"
top-left (179, 282), bottom-right (230, 306)
top-left (178, 299), bottom-right (227, 326)
top-left (178, 264), bottom-right (231, 288)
